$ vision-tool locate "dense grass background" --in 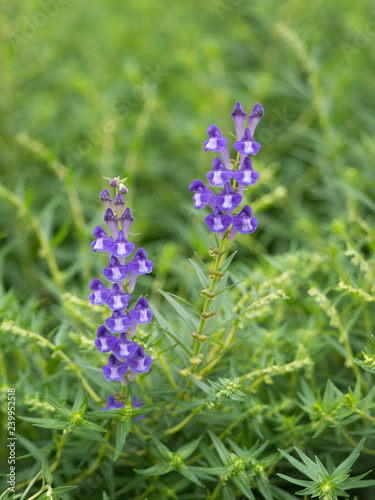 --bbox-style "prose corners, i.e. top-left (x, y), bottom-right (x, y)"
top-left (1, 0), bottom-right (375, 498)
